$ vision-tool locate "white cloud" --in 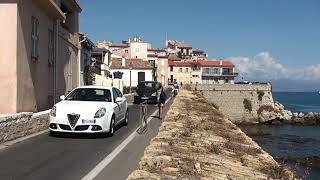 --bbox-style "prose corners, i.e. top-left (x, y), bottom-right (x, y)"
top-left (229, 51), bottom-right (320, 81)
